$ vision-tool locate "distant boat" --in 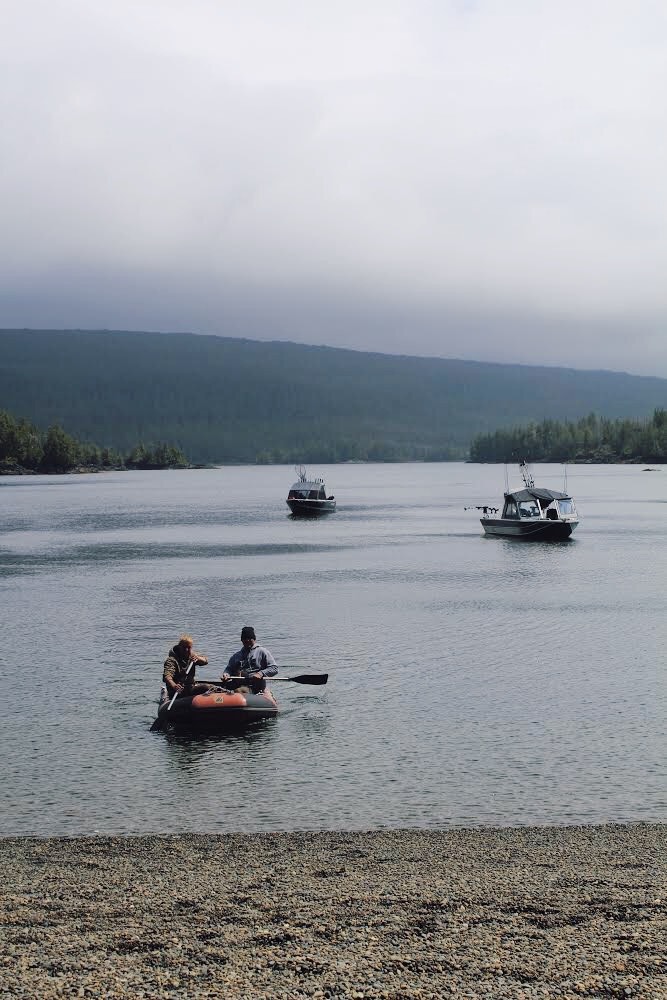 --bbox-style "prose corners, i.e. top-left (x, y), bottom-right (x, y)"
top-left (286, 466), bottom-right (336, 517)
top-left (467, 461), bottom-right (579, 540)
